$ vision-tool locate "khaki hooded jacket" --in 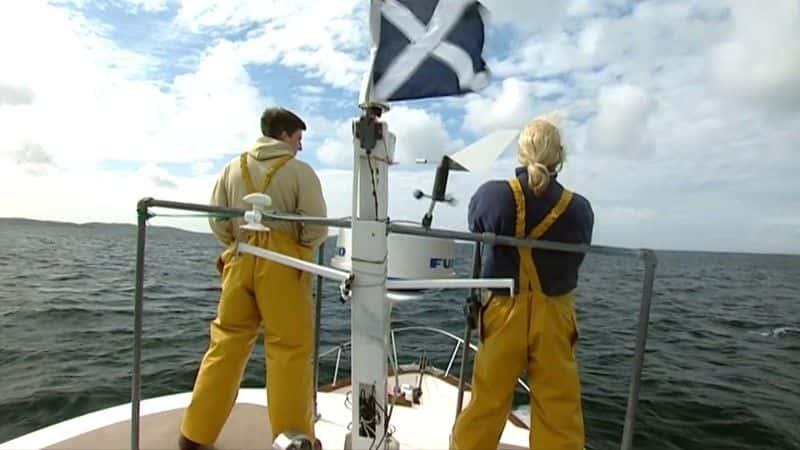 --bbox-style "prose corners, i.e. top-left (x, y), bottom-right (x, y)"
top-left (209, 136), bottom-right (328, 249)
